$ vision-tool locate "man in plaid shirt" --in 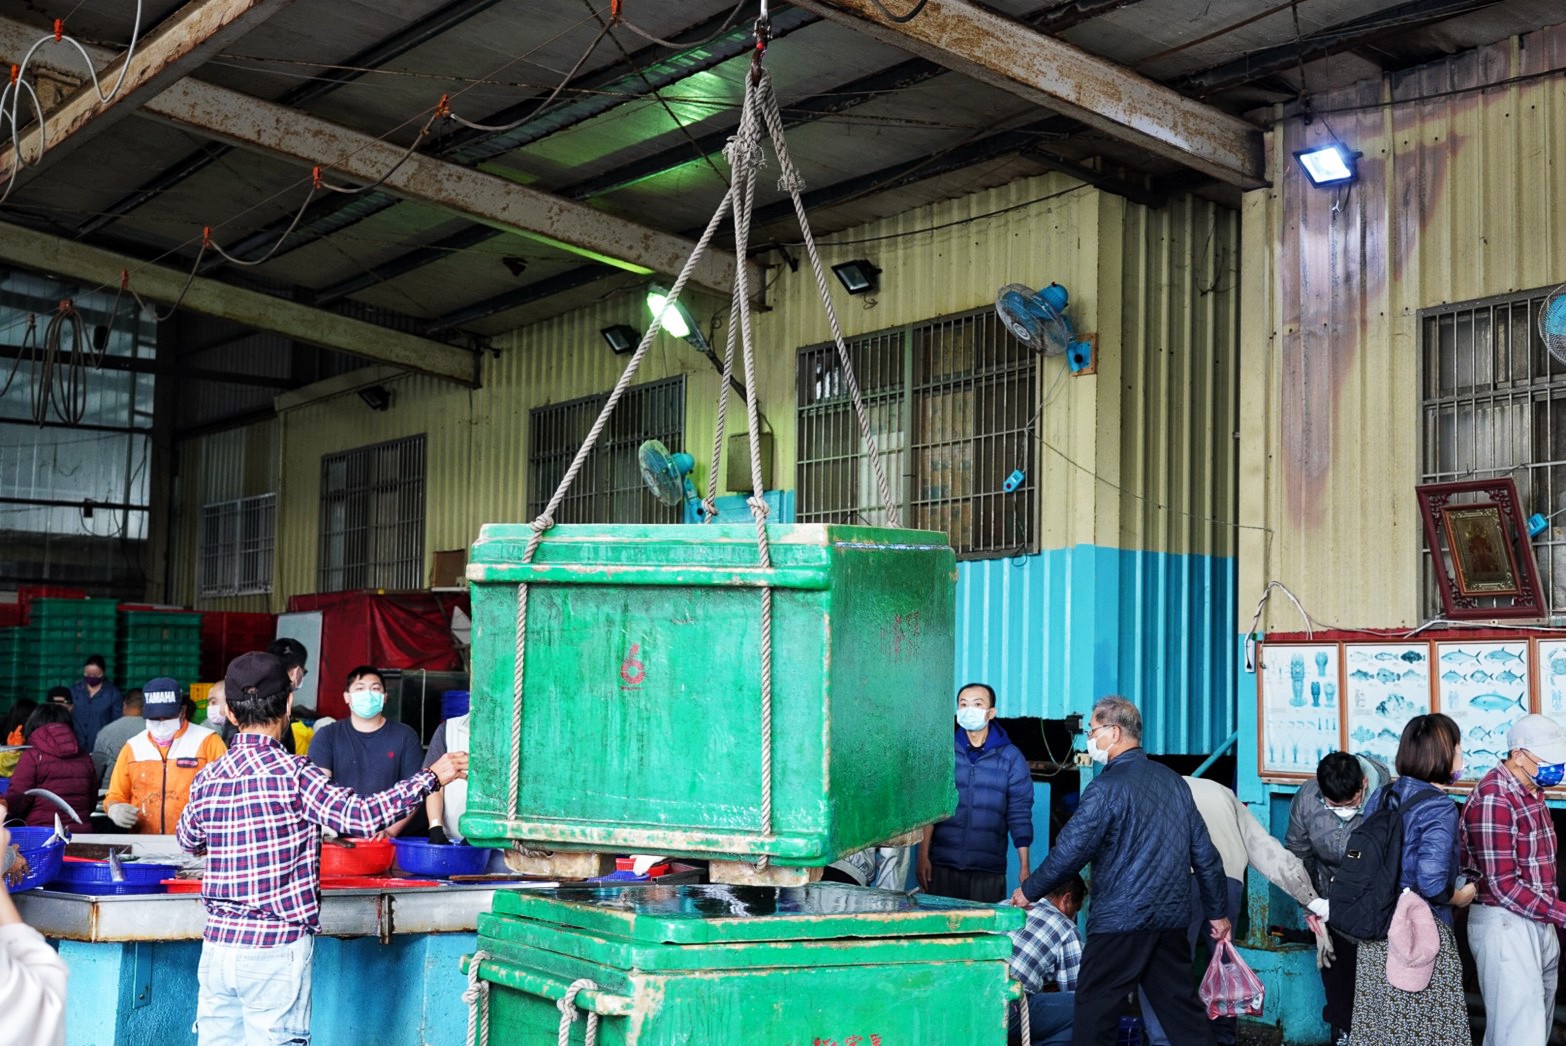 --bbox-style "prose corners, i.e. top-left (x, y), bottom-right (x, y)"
top-left (1459, 713), bottom-right (1566, 1046)
top-left (177, 652), bottom-right (467, 1046)
top-left (1007, 874), bottom-right (1086, 1046)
